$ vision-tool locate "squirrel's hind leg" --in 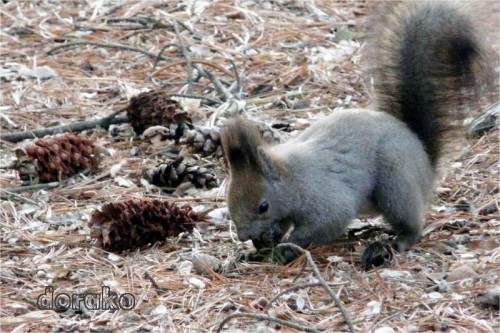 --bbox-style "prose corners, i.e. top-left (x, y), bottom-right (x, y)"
top-left (362, 159), bottom-right (429, 270)
top-left (373, 168), bottom-right (426, 250)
